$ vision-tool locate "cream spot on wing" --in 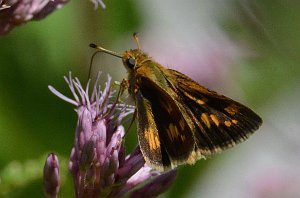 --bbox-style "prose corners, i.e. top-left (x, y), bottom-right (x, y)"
top-left (145, 128), bottom-right (160, 150)
top-left (224, 120), bottom-right (232, 127)
top-left (154, 136), bottom-right (160, 149)
top-left (210, 114), bottom-right (219, 126)
top-left (197, 99), bottom-right (205, 105)
top-left (183, 91), bottom-right (206, 105)
top-left (167, 123), bottom-right (183, 142)
top-left (224, 104), bottom-right (238, 115)
top-left (232, 119), bottom-right (238, 124)
top-left (179, 119), bottom-right (185, 130)
top-left (183, 92), bottom-right (196, 100)
top-left (201, 113), bottom-right (211, 128)
top-left (180, 135), bottom-right (186, 142)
